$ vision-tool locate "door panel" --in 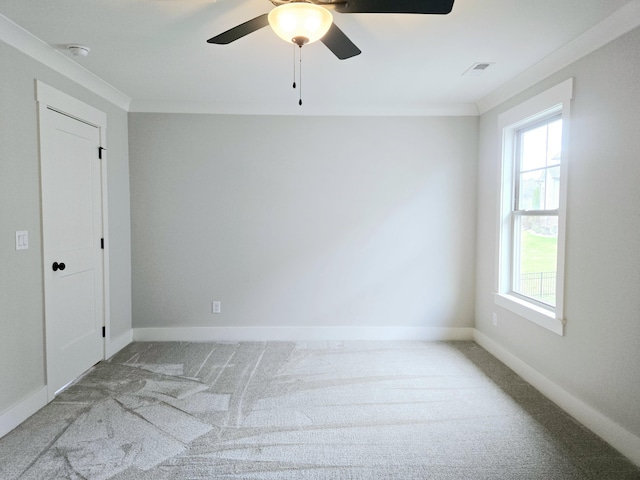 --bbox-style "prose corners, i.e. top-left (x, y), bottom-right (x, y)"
top-left (55, 269), bottom-right (96, 347)
top-left (40, 107), bottom-right (104, 396)
top-left (48, 132), bottom-right (95, 252)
